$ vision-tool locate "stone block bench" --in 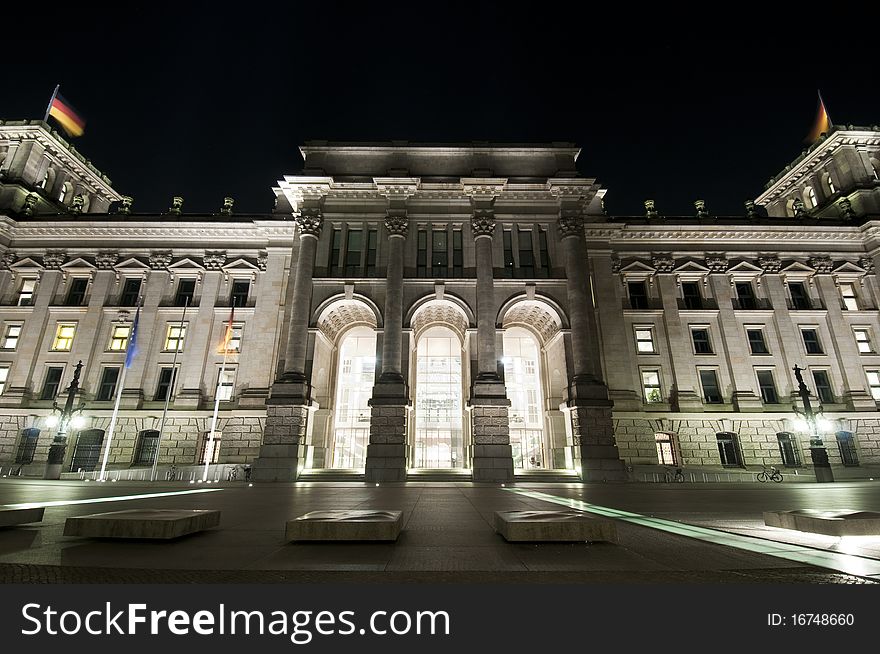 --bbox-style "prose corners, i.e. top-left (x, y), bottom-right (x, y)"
top-left (286, 510), bottom-right (403, 542)
top-left (763, 509), bottom-right (880, 537)
top-left (0, 507), bottom-right (45, 527)
top-left (494, 510), bottom-right (618, 543)
top-left (64, 509), bottom-right (221, 539)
